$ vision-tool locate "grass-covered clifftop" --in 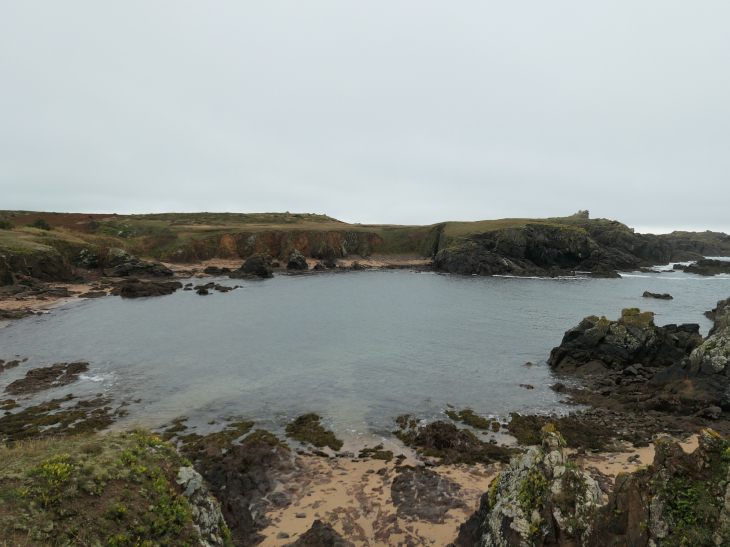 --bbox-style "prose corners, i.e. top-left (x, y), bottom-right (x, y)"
top-left (0, 210), bottom-right (728, 275)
